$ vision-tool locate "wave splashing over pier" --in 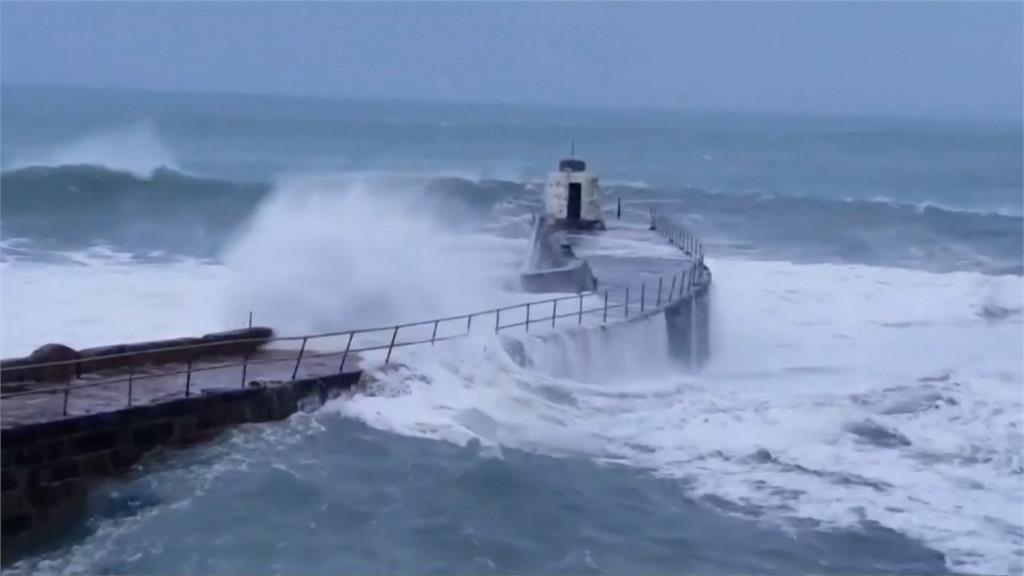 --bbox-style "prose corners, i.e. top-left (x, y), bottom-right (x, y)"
top-left (2, 87), bottom-right (1021, 575)
top-left (220, 174), bottom-right (527, 336)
